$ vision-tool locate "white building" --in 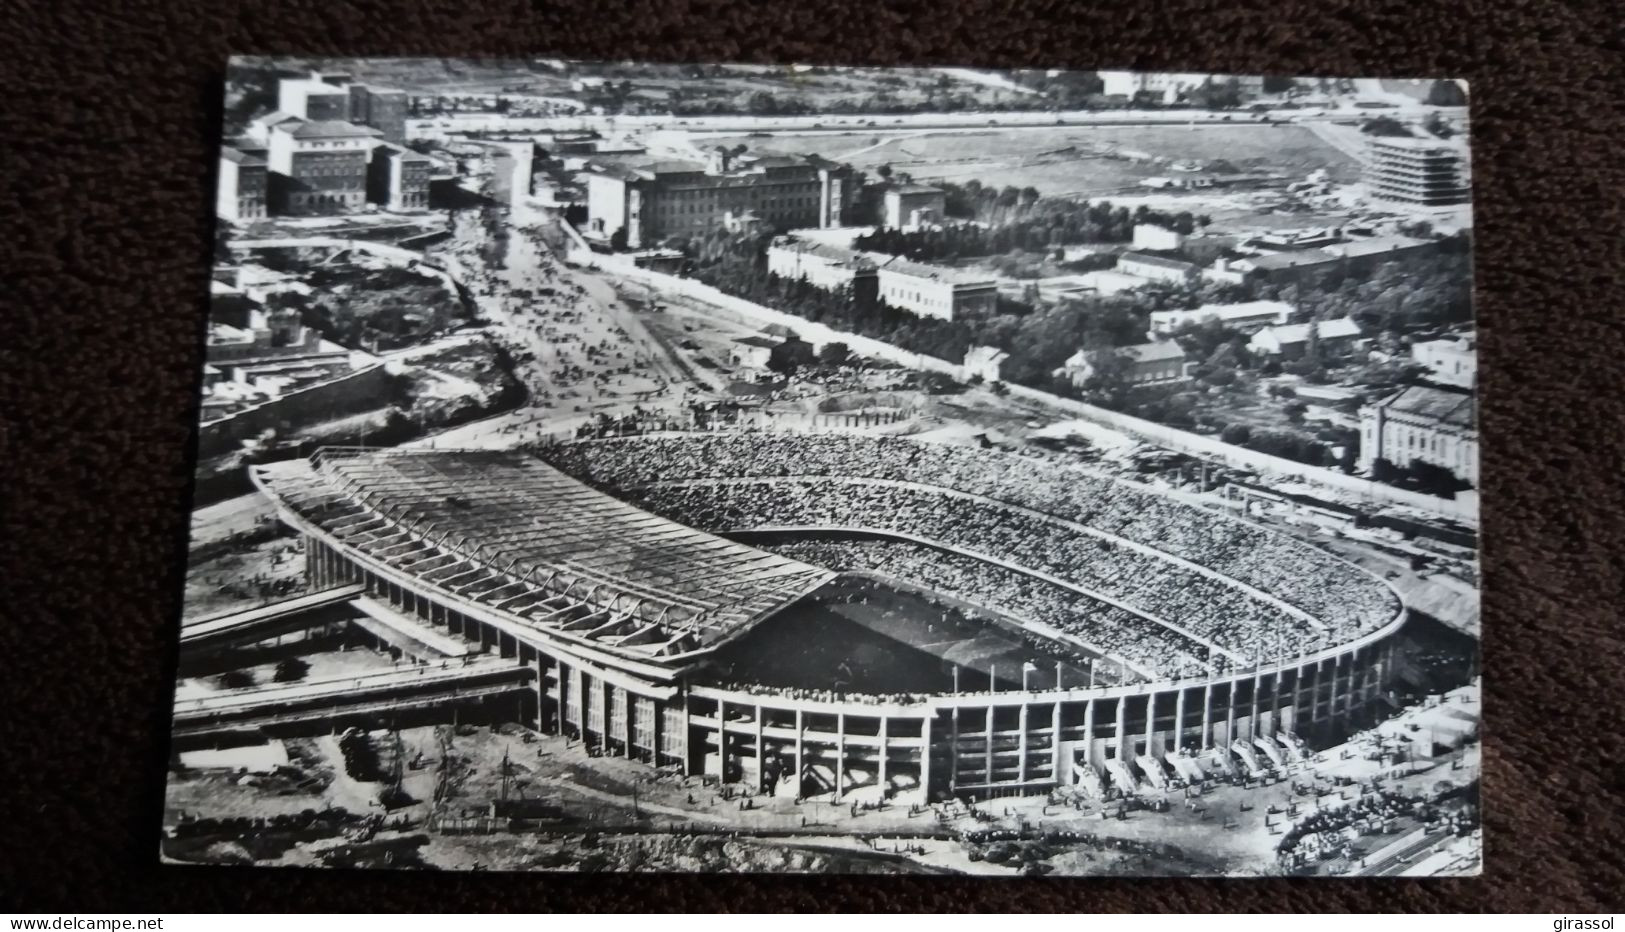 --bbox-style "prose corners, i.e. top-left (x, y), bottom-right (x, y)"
top-left (1148, 300), bottom-right (1293, 336)
top-left (1117, 251), bottom-right (1203, 285)
top-left (1055, 341), bottom-right (1190, 389)
top-left (1248, 318), bottom-right (1363, 360)
top-left (873, 255), bottom-right (998, 321)
top-left (1358, 384), bottom-right (1478, 484)
top-left (1132, 224), bottom-right (1185, 251)
top-left (962, 345), bottom-right (1010, 383)
top-left (1097, 71), bottom-right (1263, 104)
top-left (1411, 334), bottom-right (1477, 388)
